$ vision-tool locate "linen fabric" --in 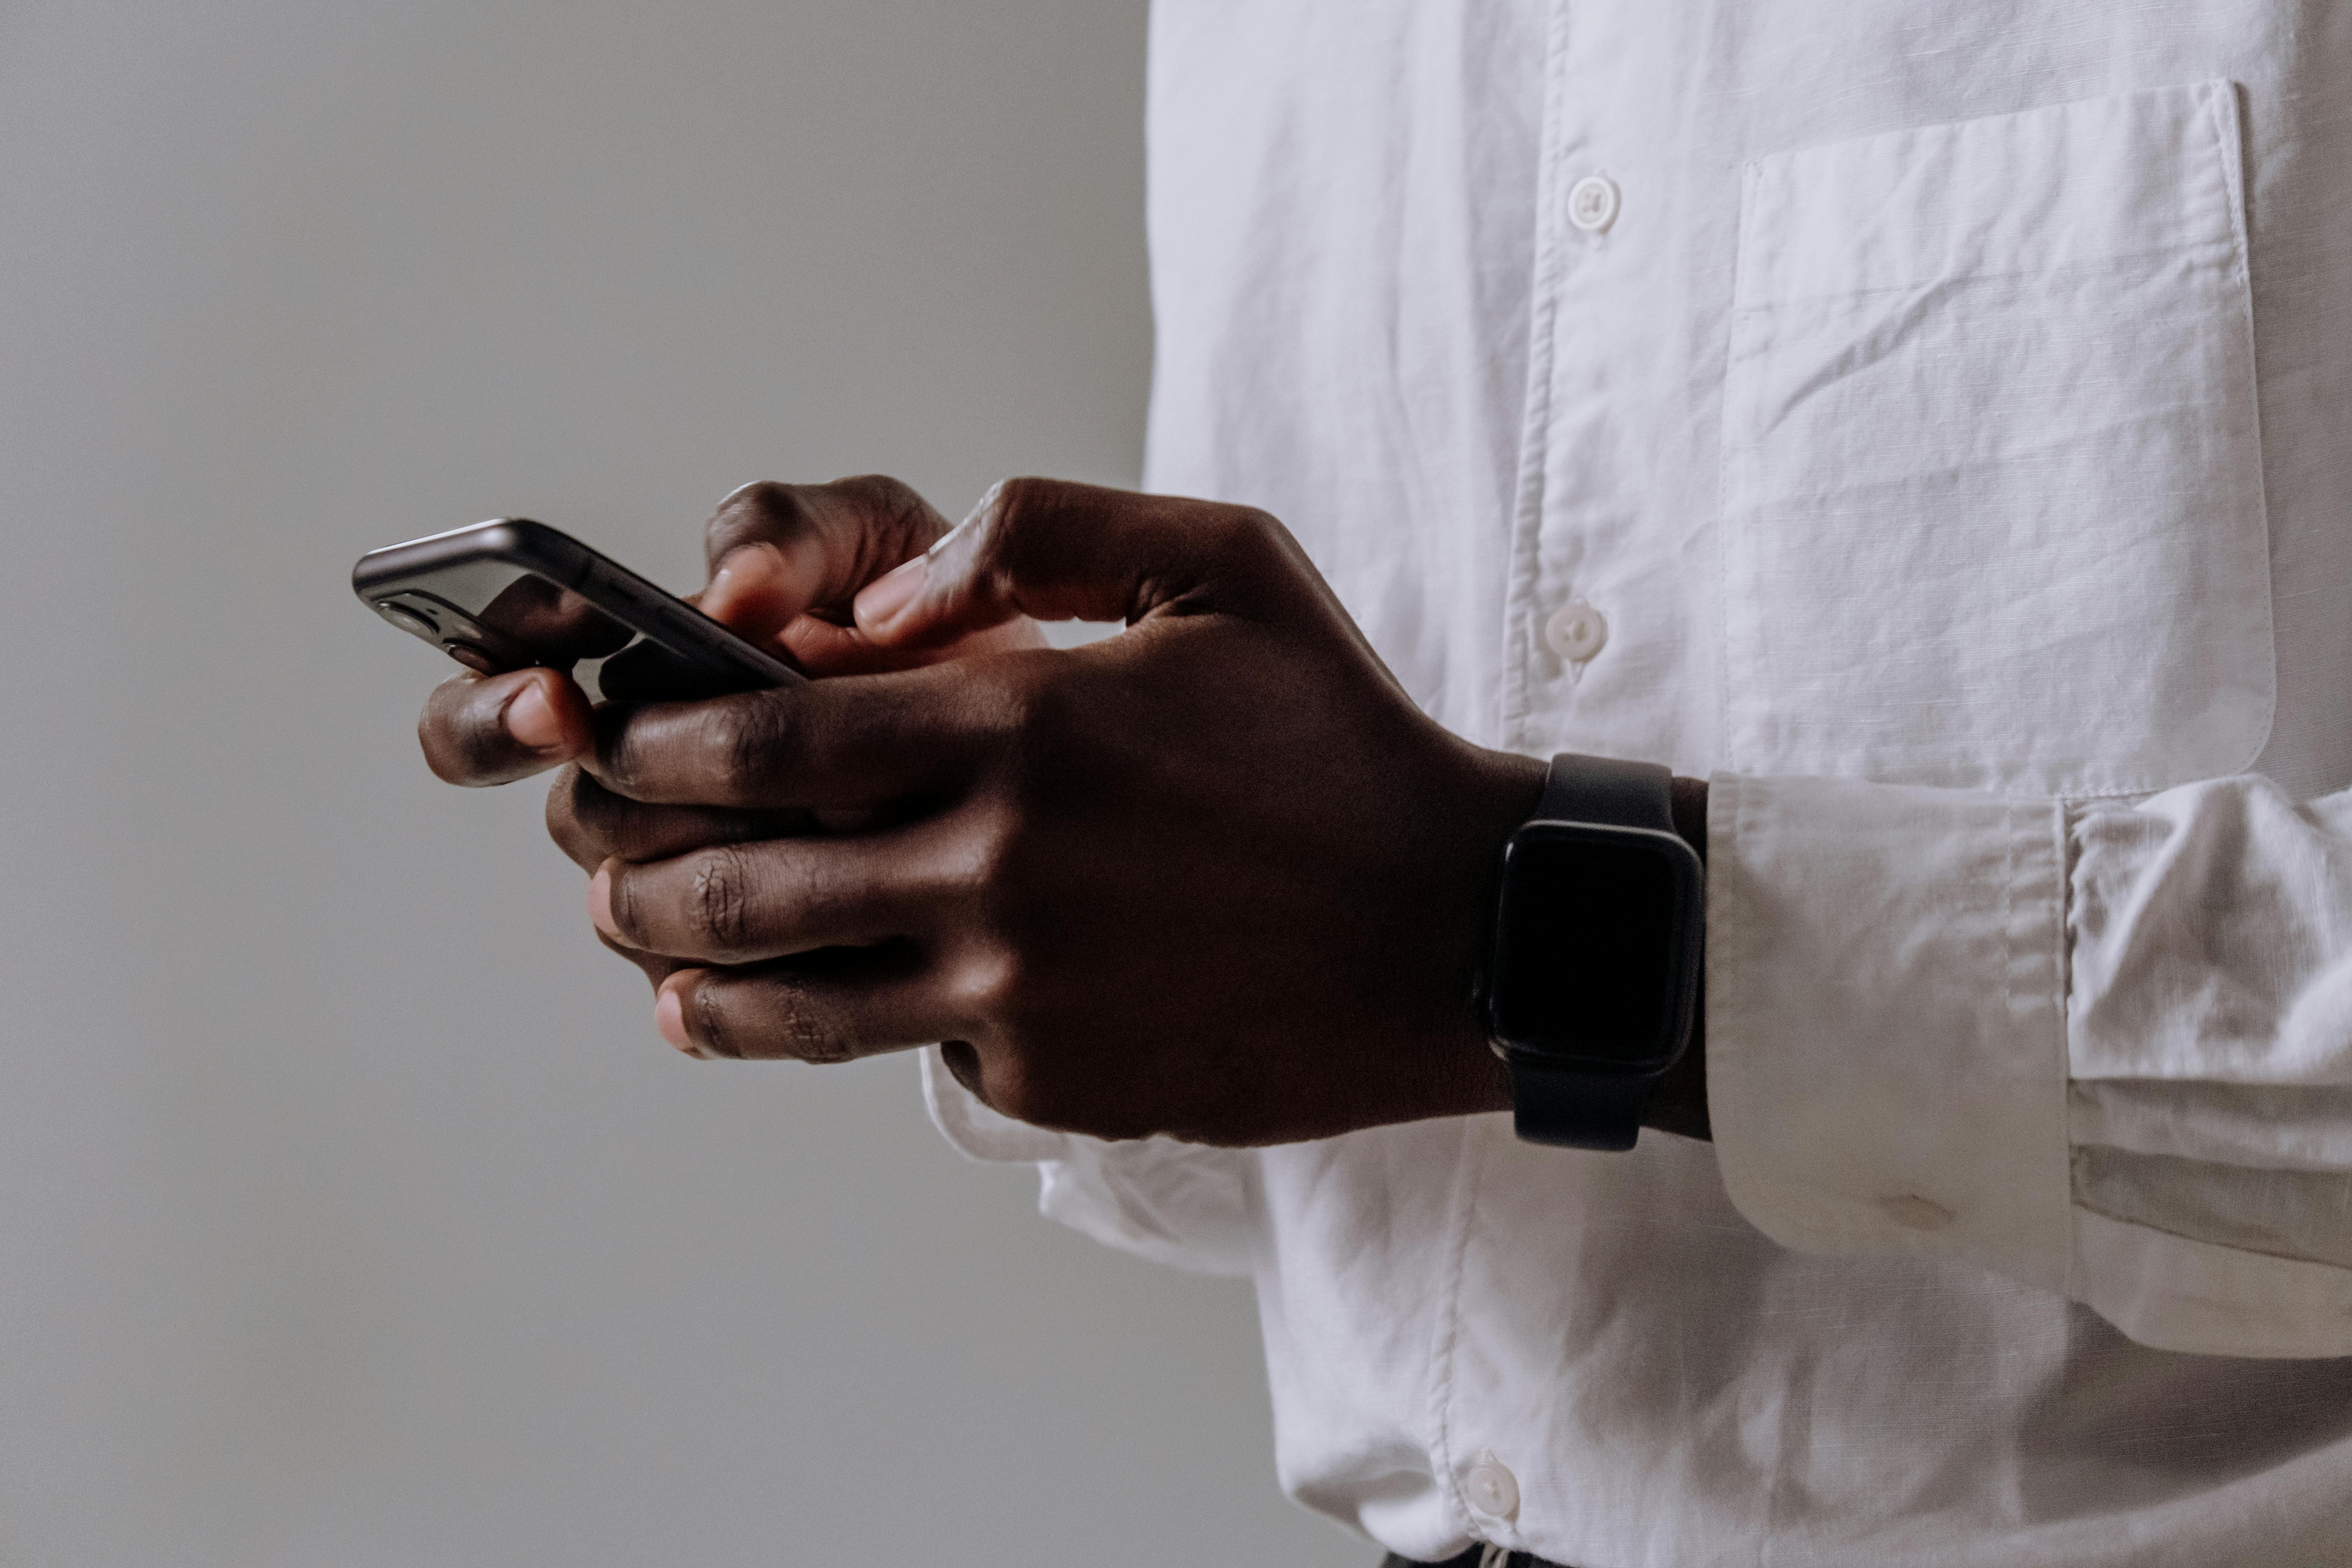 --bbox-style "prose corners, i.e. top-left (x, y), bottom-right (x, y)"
top-left (927, 2), bottom-right (2352, 1562)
